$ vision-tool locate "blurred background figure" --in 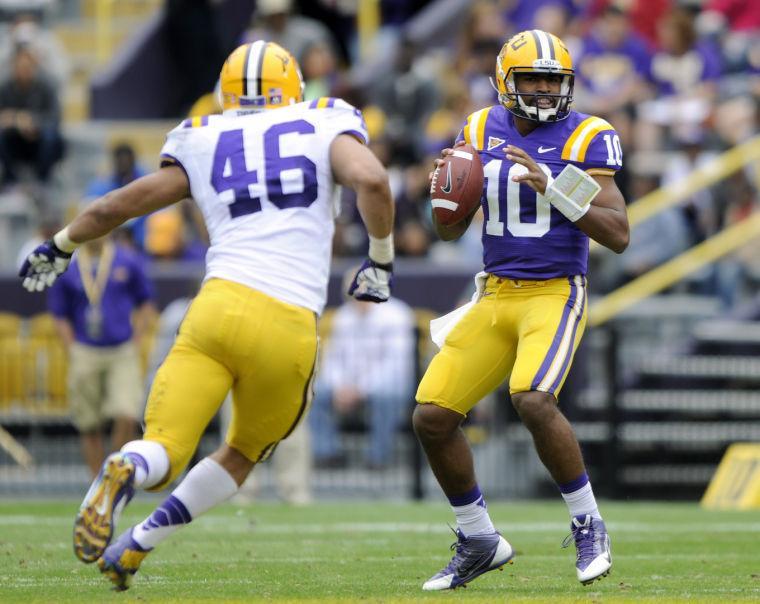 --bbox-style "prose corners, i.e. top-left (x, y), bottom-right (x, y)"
top-left (47, 233), bottom-right (156, 477)
top-left (0, 11), bottom-right (70, 90)
top-left (0, 46), bottom-right (64, 191)
top-left (0, 0), bottom-right (758, 509)
top-left (310, 271), bottom-right (416, 470)
top-left (242, 0), bottom-right (338, 65)
top-left (85, 142), bottom-right (148, 251)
